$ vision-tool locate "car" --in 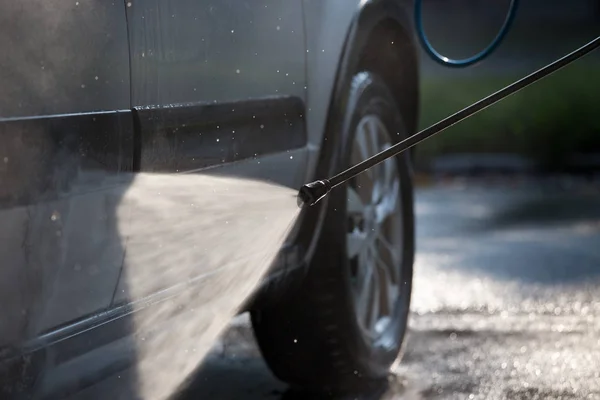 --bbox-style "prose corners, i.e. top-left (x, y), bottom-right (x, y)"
top-left (0, 0), bottom-right (419, 398)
